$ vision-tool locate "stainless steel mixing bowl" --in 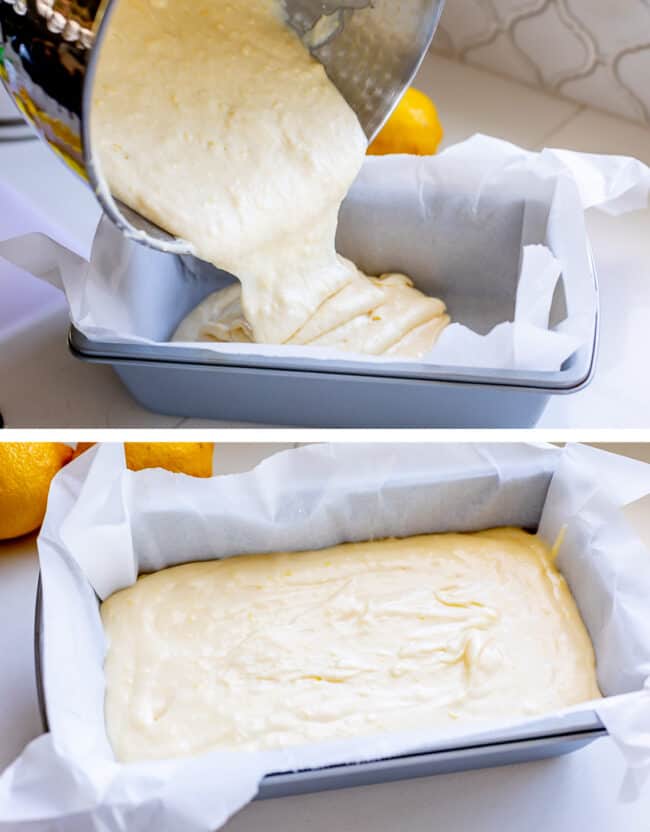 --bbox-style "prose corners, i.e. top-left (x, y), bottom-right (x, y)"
top-left (0, 0), bottom-right (445, 253)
